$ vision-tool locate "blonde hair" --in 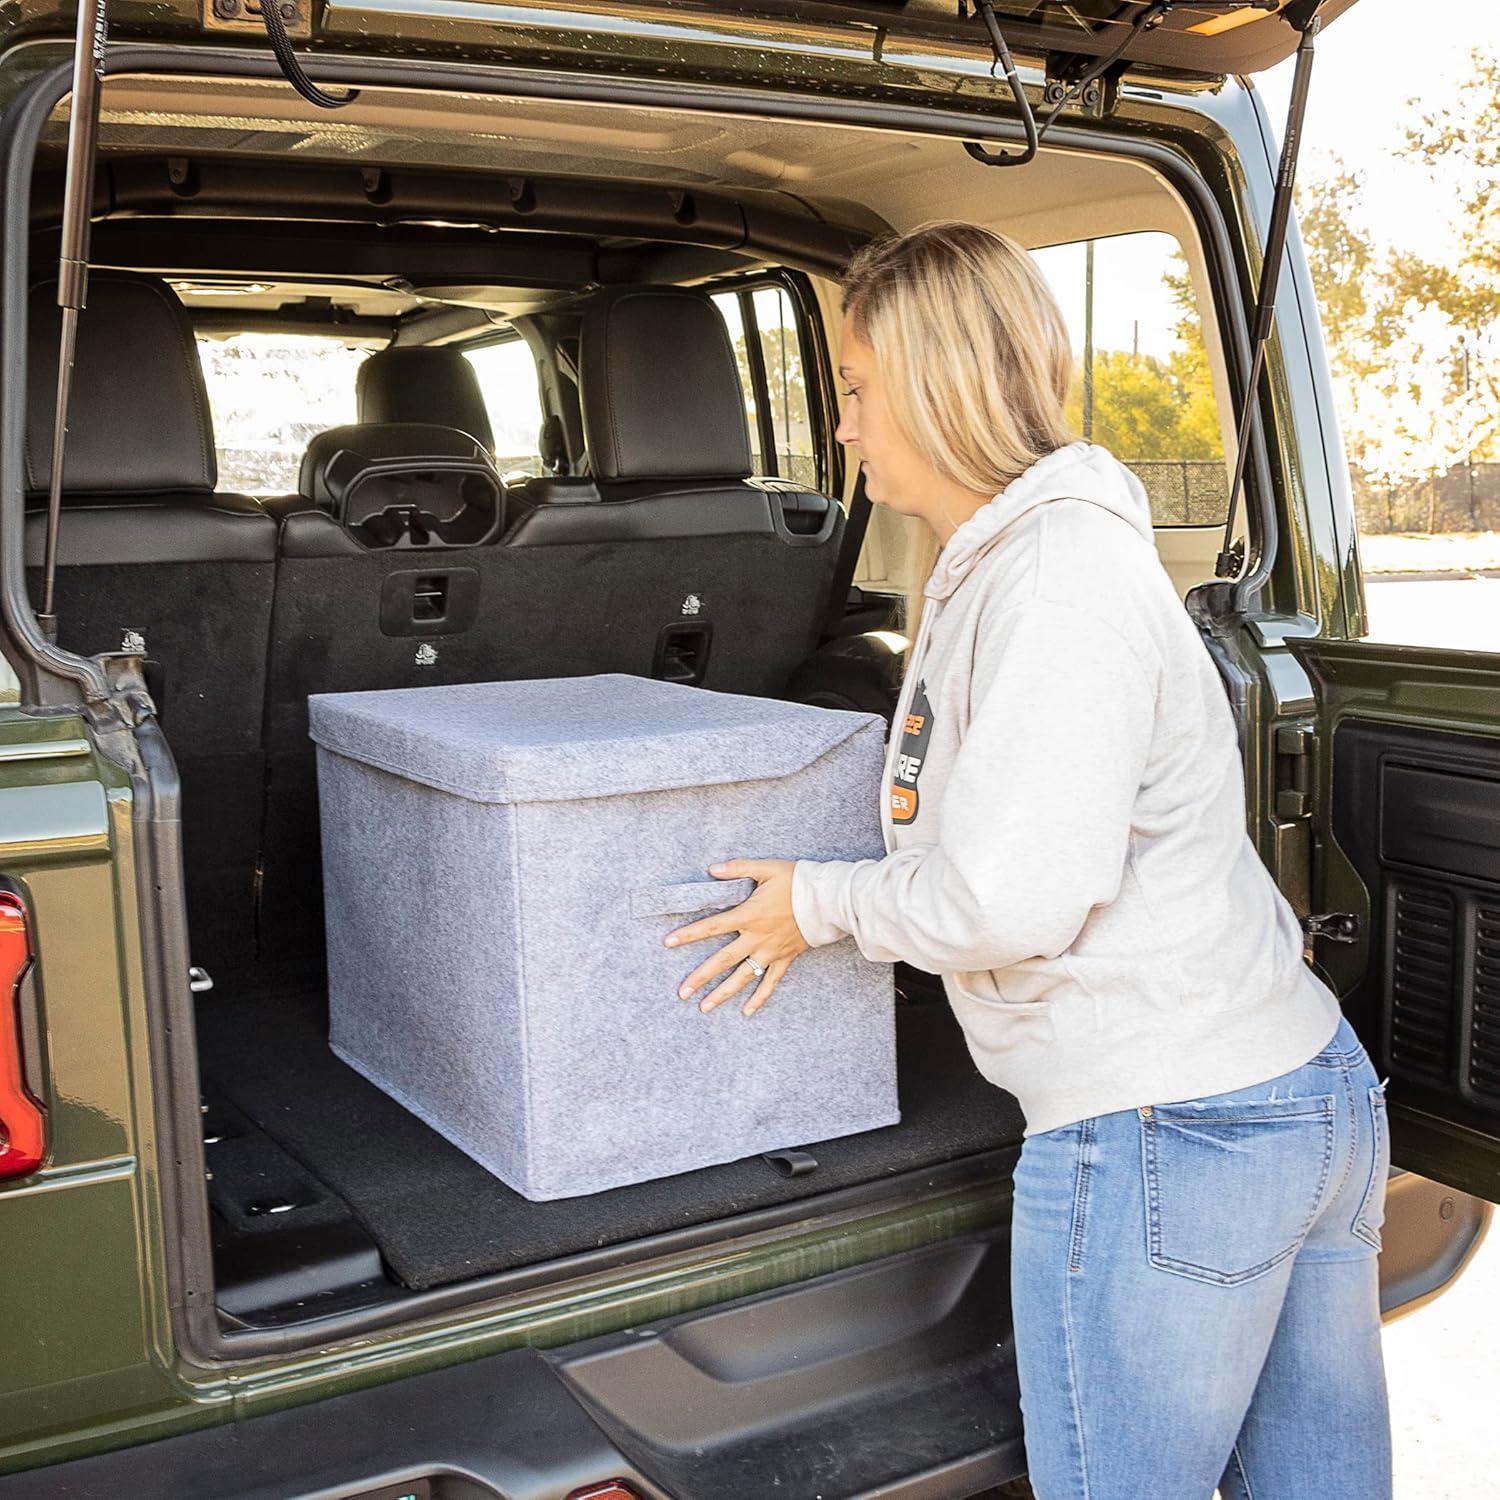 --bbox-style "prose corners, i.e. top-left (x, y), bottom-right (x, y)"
top-left (841, 220), bottom-right (1075, 642)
